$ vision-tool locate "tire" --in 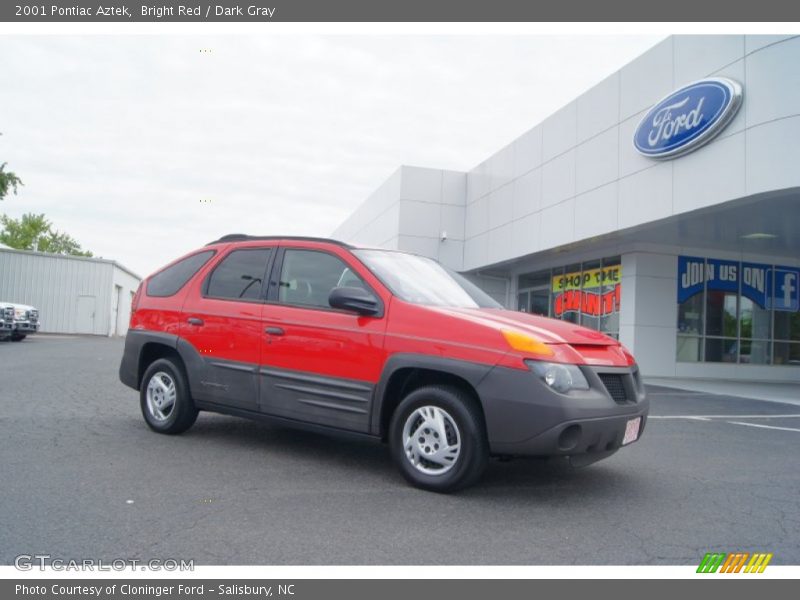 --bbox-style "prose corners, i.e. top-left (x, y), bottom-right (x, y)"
top-left (11, 334), bottom-right (26, 342)
top-left (140, 358), bottom-right (198, 435)
top-left (389, 385), bottom-right (489, 493)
